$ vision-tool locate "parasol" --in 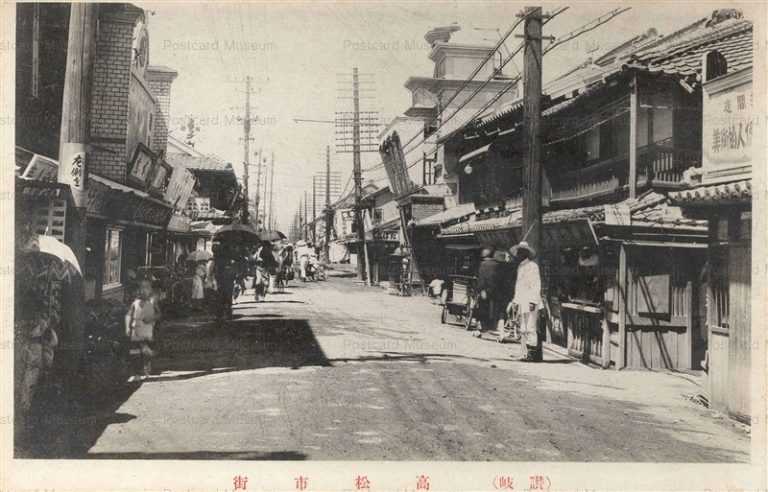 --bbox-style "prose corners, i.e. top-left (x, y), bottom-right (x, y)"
top-left (16, 235), bottom-right (83, 280)
top-left (214, 222), bottom-right (260, 244)
top-left (257, 230), bottom-right (287, 242)
top-left (187, 250), bottom-right (213, 262)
